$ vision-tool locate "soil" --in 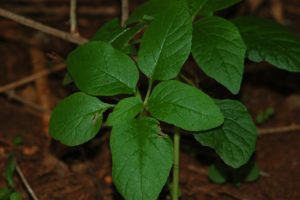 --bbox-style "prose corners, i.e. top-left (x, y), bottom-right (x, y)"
top-left (0, 0), bottom-right (300, 199)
